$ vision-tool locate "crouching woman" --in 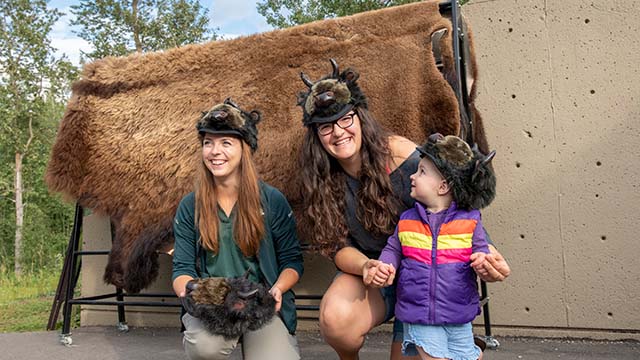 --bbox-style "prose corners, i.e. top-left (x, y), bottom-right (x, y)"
top-left (172, 98), bottom-right (303, 360)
